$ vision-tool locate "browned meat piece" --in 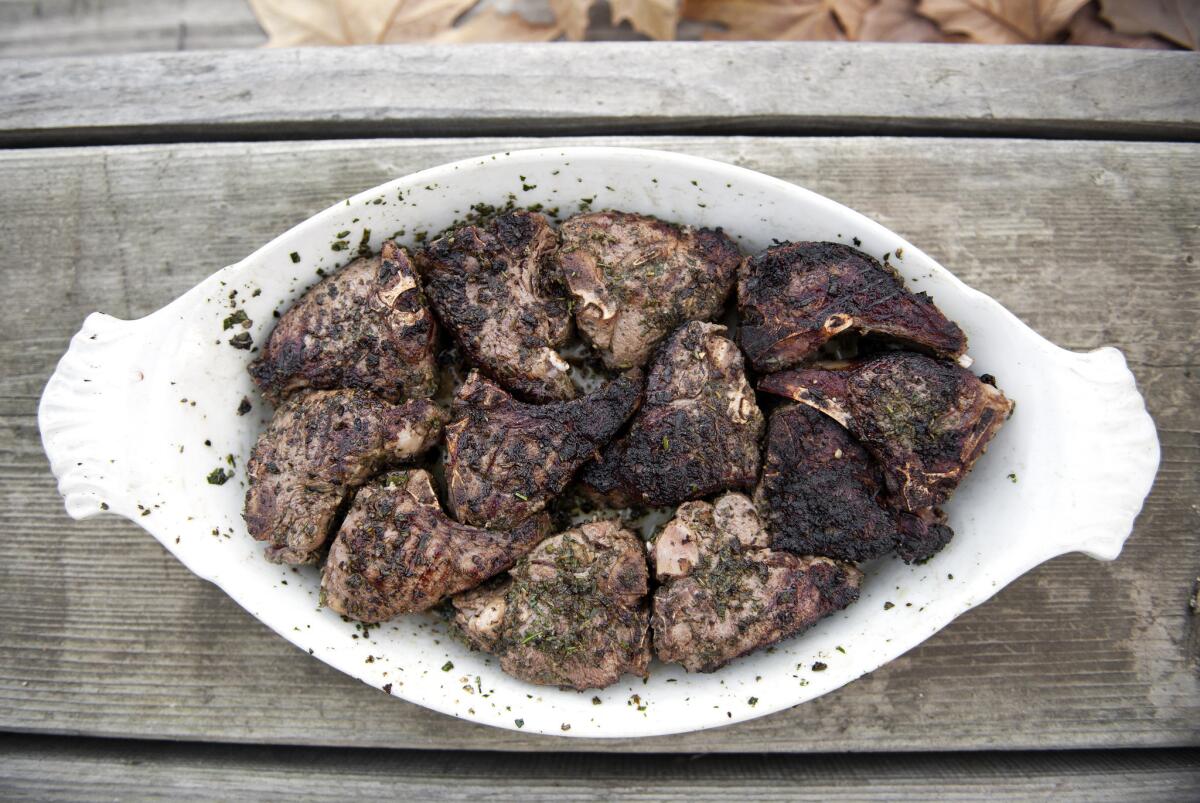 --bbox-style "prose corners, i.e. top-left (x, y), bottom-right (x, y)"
top-left (244, 390), bottom-right (444, 565)
top-left (760, 351), bottom-right (1013, 511)
top-left (321, 470), bottom-right (552, 622)
top-left (651, 493), bottom-right (863, 673)
top-left (738, 241), bottom-right (966, 373)
top-left (578, 321), bottom-right (764, 507)
top-left (755, 404), bottom-right (953, 564)
top-left (555, 211), bottom-right (742, 369)
top-left (445, 369), bottom-right (642, 529)
top-left (249, 241), bottom-right (437, 404)
top-left (451, 520), bottom-right (651, 691)
top-left (417, 211), bottom-right (574, 402)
